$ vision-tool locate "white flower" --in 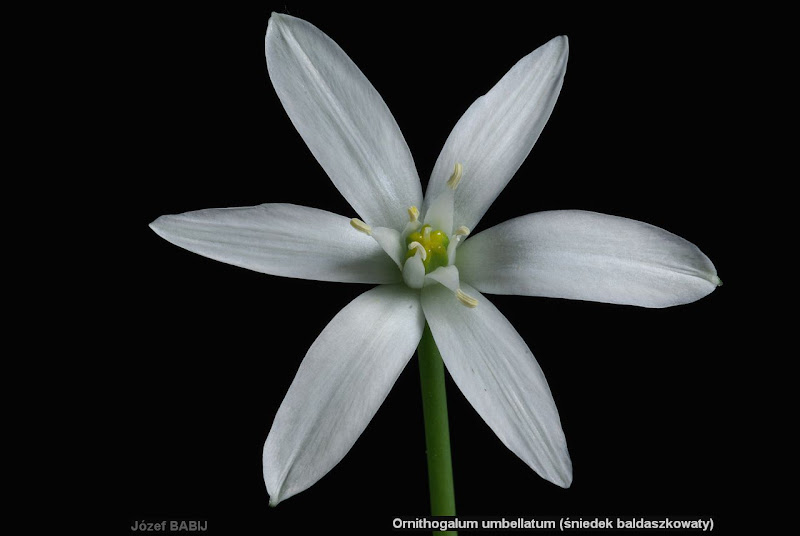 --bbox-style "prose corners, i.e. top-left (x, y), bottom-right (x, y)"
top-left (150, 13), bottom-right (720, 506)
